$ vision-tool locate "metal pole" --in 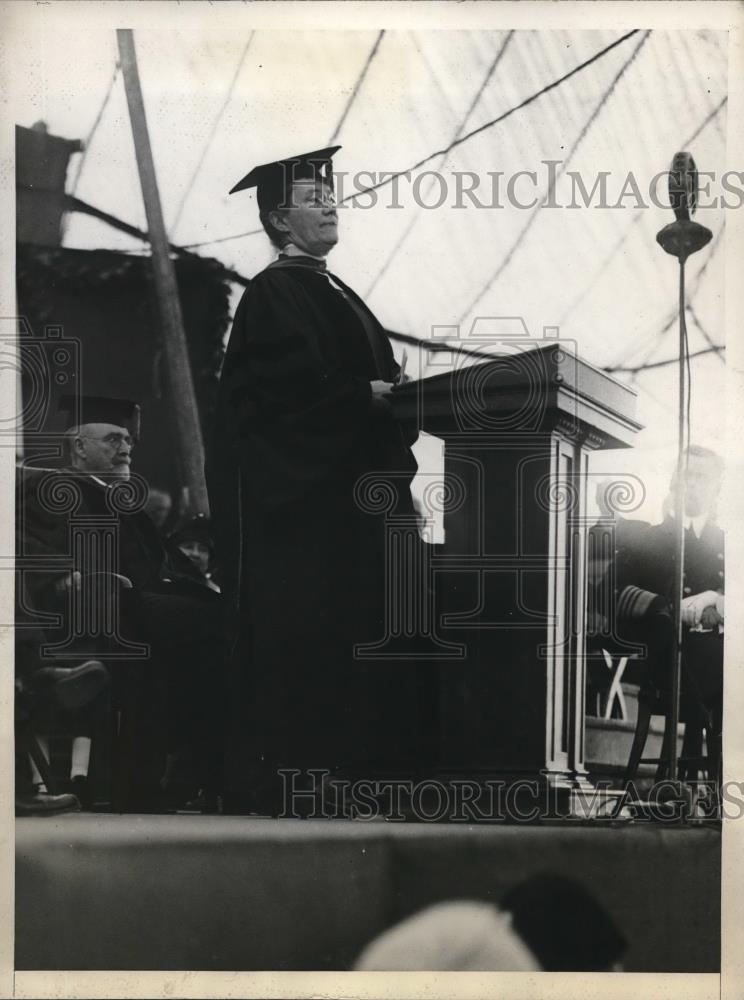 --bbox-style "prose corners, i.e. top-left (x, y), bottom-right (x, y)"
top-left (656, 152), bottom-right (712, 786)
top-left (668, 260), bottom-right (688, 781)
top-left (116, 29), bottom-right (208, 514)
